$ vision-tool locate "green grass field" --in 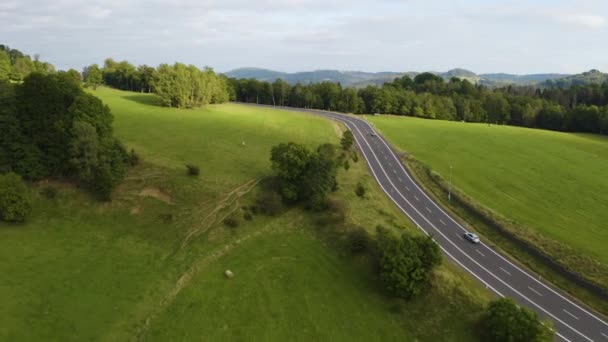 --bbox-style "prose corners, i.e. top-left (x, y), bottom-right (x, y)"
top-left (368, 115), bottom-right (608, 267)
top-left (0, 88), bottom-right (489, 341)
